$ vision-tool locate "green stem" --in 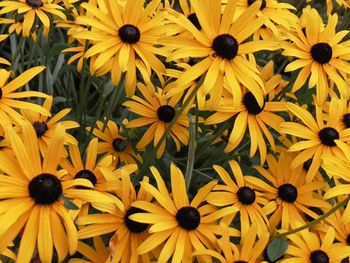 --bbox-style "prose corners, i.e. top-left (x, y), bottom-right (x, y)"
top-left (272, 197), bottom-right (350, 239)
top-left (185, 114), bottom-right (196, 191)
